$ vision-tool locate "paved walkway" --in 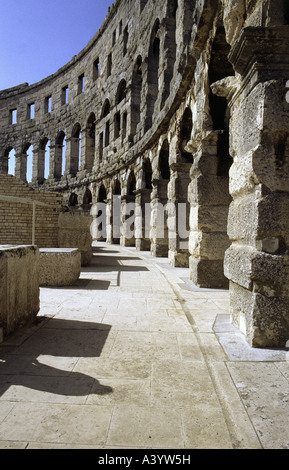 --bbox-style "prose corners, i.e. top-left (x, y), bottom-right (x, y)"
top-left (0, 242), bottom-right (289, 449)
